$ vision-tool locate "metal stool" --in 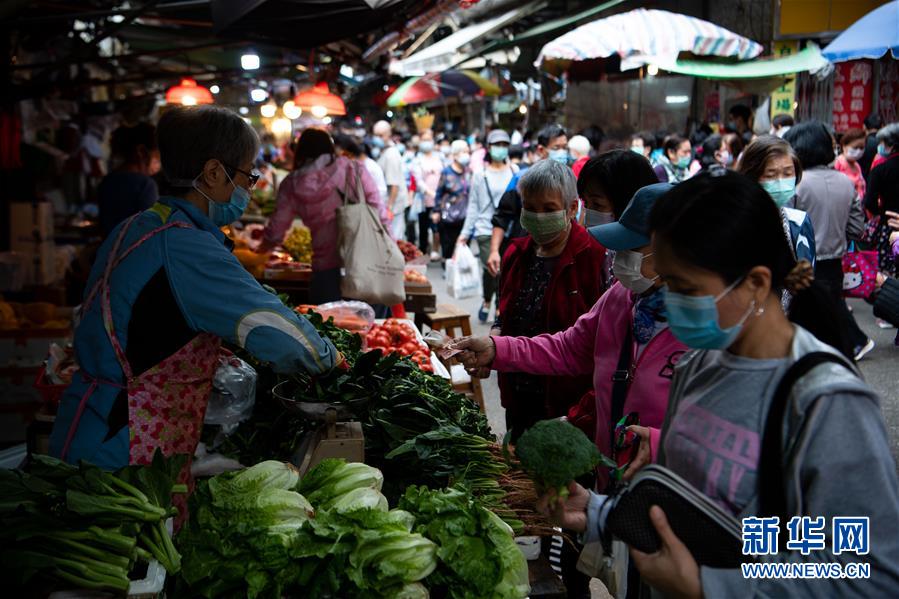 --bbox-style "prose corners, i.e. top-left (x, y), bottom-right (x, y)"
top-left (416, 304), bottom-right (486, 413)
